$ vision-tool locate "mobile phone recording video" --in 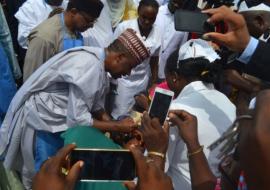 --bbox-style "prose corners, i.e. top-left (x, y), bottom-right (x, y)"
top-left (148, 87), bottom-right (174, 125)
top-left (70, 149), bottom-right (136, 182)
